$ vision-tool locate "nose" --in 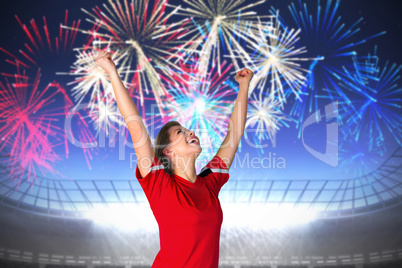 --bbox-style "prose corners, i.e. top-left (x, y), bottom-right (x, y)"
top-left (188, 130), bottom-right (195, 137)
